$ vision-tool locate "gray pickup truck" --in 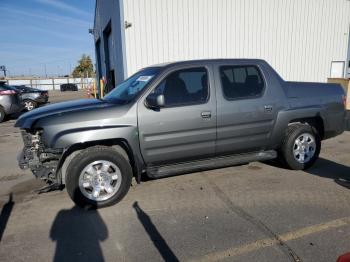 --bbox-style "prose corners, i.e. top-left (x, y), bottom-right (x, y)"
top-left (15, 59), bottom-right (347, 208)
